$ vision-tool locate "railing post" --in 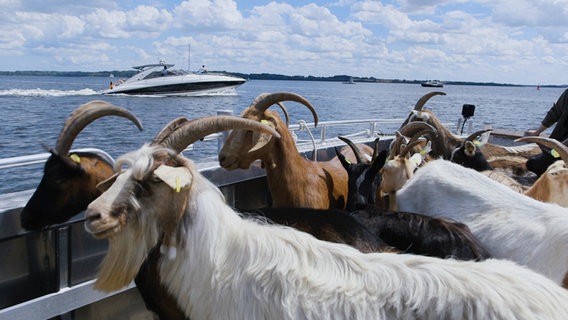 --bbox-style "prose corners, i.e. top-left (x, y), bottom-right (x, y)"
top-left (216, 110), bottom-right (233, 152)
